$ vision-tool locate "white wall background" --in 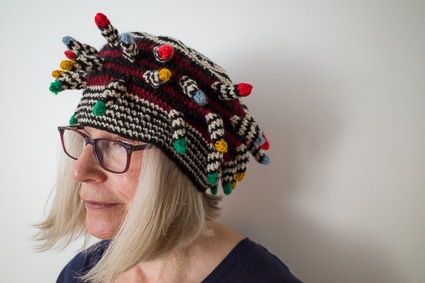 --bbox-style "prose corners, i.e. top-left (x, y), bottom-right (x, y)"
top-left (1, 0), bottom-right (424, 282)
